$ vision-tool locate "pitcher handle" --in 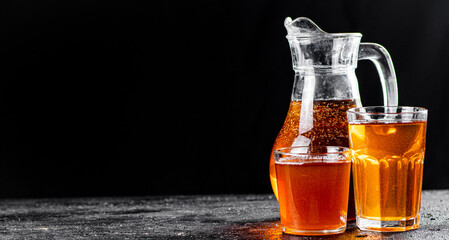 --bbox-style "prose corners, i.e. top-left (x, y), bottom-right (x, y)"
top-left (358, 43), bottom-right (398, 106)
